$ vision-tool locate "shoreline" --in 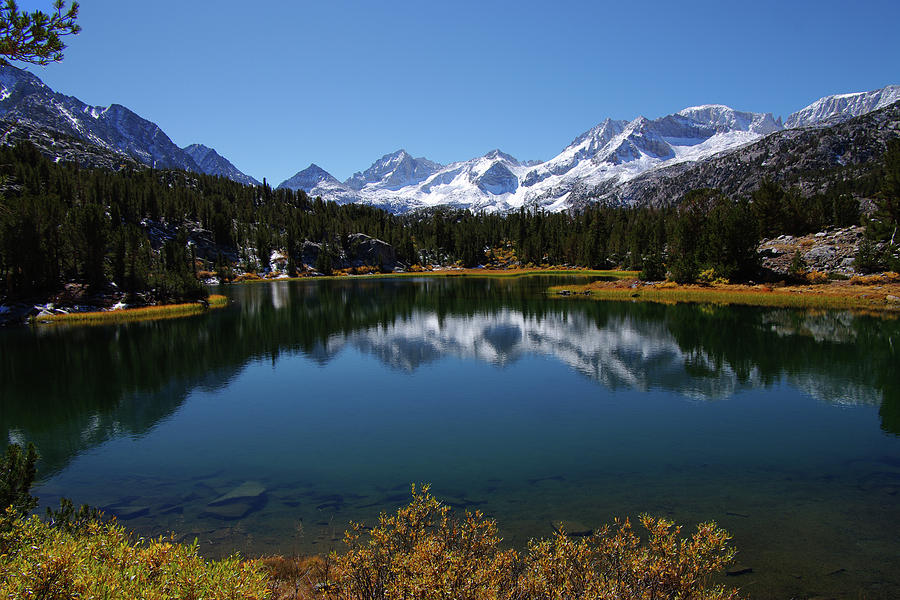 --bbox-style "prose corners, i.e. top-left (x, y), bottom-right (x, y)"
top-left (9, 270), bottom-right (900, 327)
top-left (228, 267), bottom-right (638, 283)
top-left (550, 278), bottom-right (900, 314)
